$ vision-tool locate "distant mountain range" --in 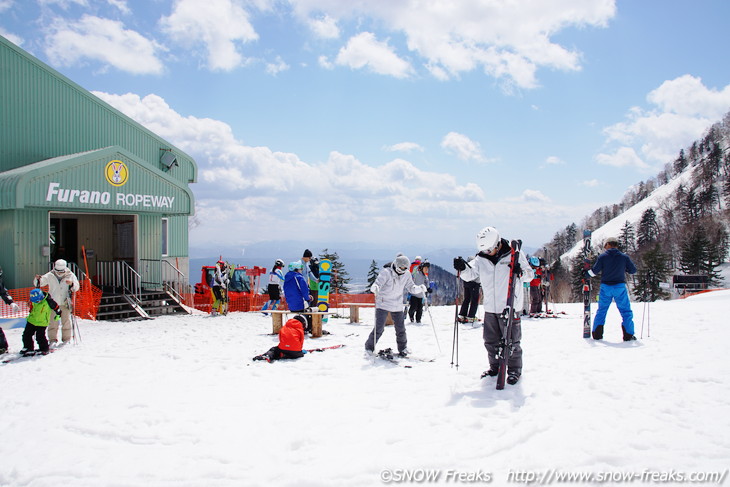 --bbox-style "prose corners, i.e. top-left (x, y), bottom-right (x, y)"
top-left (190, 240), bottom-right (539, 293)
